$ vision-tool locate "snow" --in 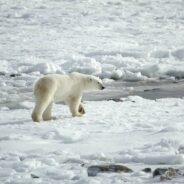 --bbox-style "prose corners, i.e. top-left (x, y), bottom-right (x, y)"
top-left (1, 97), bottom-right (184, 183)
top-left (0, 0), bottom-right (184, 81)
top-left (1, 0), bottom-right (184, 183)
top-left (25, 63), bottom-right (63, 75)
